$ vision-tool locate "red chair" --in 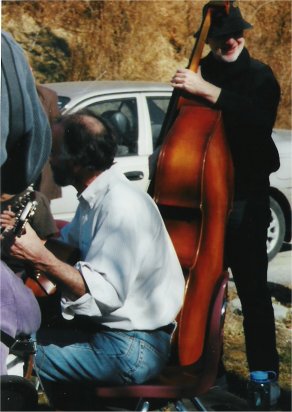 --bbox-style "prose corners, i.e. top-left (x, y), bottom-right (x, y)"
top-left (94, 271), bottom-right (229, 411)
top-left (54, 219), bottom-right (69, 237)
